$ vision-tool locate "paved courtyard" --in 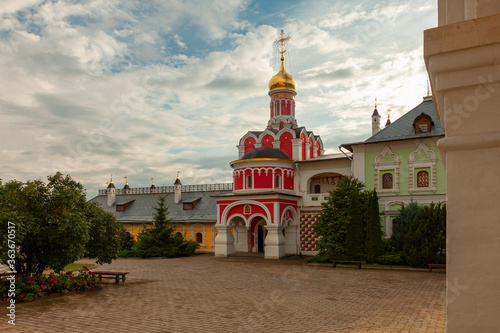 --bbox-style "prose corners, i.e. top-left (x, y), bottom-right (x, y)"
top-left (2, 254), bottom-right (445, 332)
